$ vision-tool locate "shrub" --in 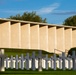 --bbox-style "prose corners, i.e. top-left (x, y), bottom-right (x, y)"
top-left (68, 47), bottom-right (76, 56)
